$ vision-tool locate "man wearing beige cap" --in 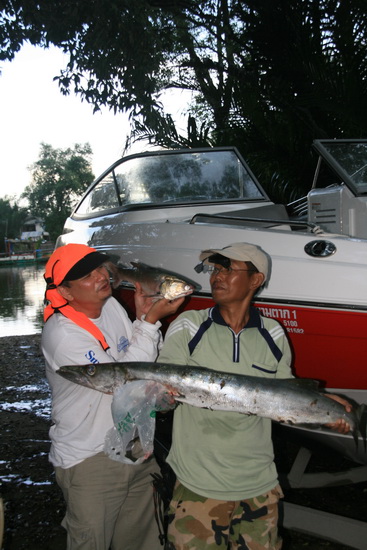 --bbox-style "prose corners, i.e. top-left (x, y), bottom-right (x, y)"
top-left (158, 242), bottom-right (351, 550)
